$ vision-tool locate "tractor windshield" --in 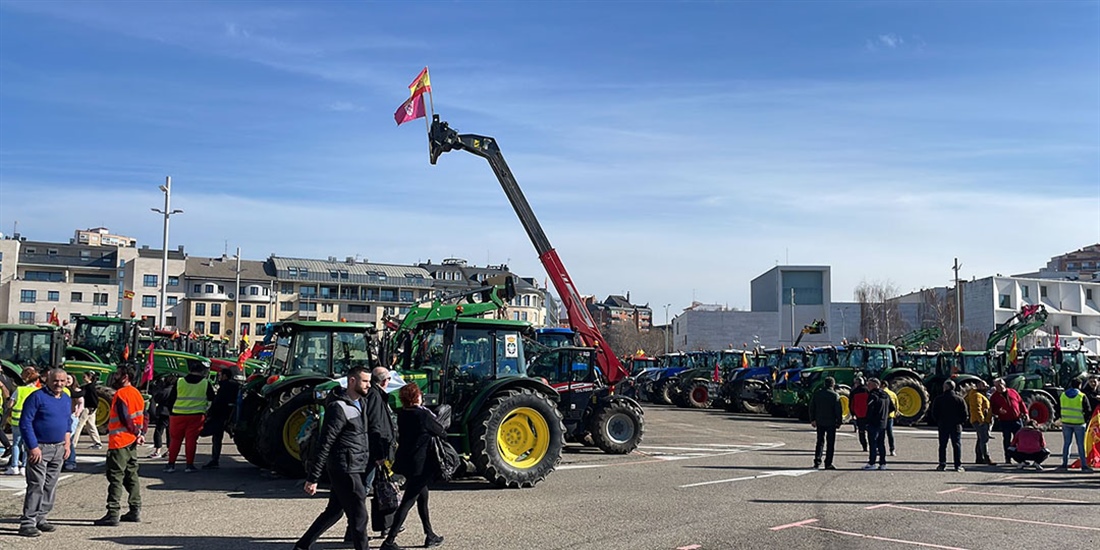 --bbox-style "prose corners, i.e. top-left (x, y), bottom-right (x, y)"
top-left (72, 321), bottom-right (126, 360)
top-left (845, 347), bottom-right (895, 375)
top-left (0, 330), bottom-right (54, 368)
top-left (447, 328), bottom-right (526, 382)
top-left (961, 354), bottom-right (992, 377)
